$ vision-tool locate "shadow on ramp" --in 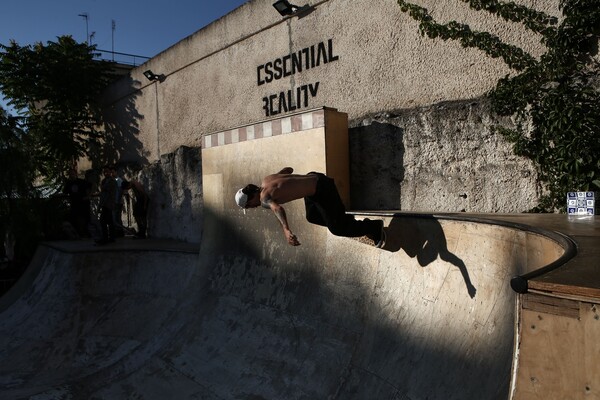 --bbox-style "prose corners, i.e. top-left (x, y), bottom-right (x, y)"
top-left (384, 215), bottom-right (477, 298)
